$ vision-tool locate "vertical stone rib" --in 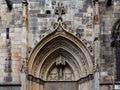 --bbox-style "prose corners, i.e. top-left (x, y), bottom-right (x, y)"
top-left (22, 0), bottom-right (29, 71)
top-left (93, 1), bottom-right (100, 90)
top-left (4, 28), bottom-right (12, 82)
top-left (21, 1), bottom-right (29, 90)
